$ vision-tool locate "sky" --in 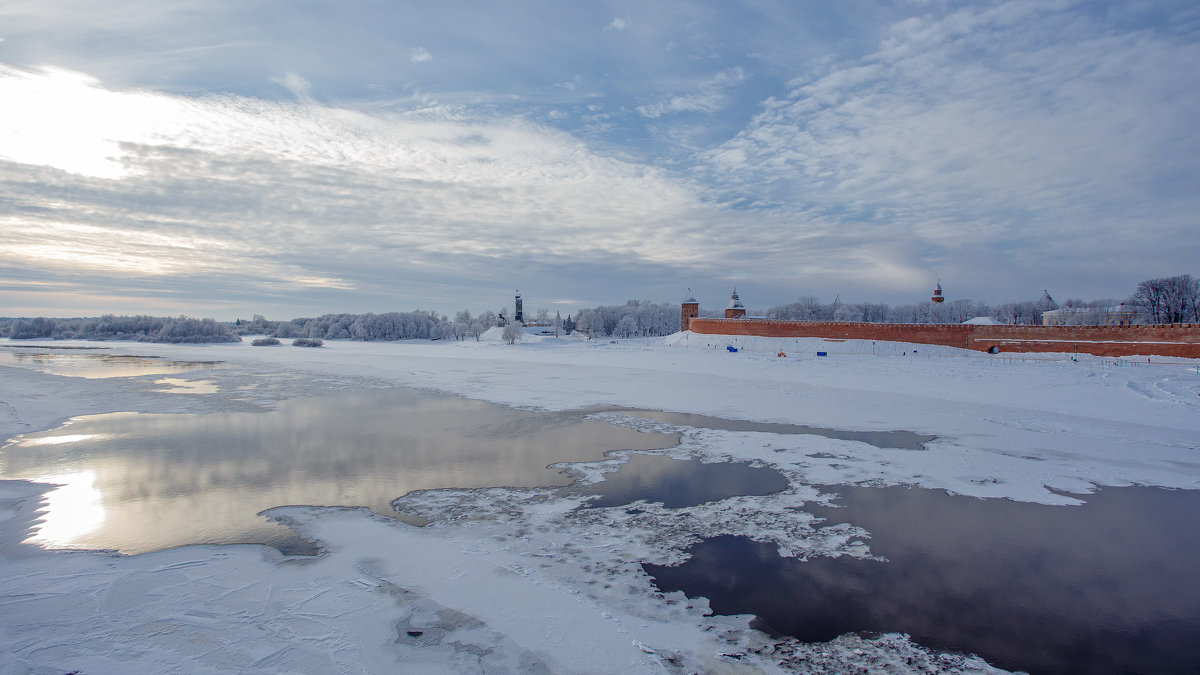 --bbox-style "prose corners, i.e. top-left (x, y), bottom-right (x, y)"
top-left (1, 0), bottom-right (1198, 320)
